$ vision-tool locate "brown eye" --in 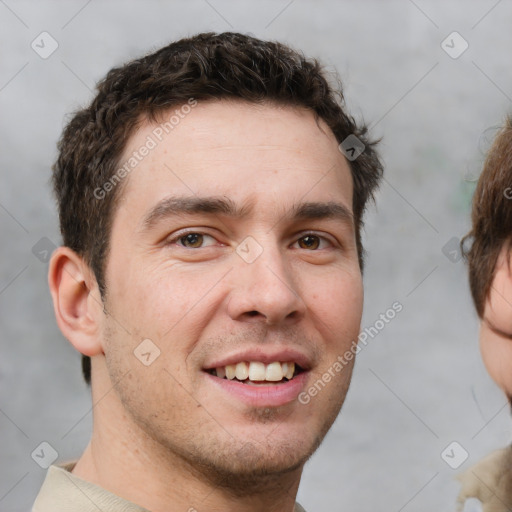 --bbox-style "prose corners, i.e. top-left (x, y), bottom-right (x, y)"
top-left (298, 235), bottom-right (320, 250)
top-left (180, 233), bottom-right (204, 248)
